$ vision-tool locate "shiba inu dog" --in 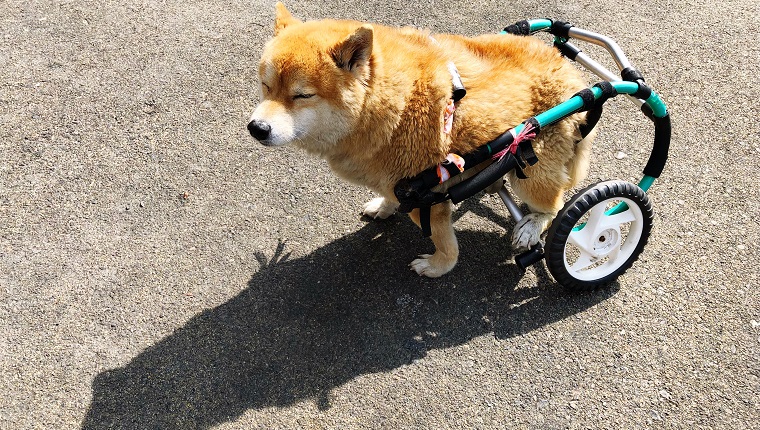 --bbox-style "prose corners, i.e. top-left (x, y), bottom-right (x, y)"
top-left (248, 3), bottom-right (594, 277)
